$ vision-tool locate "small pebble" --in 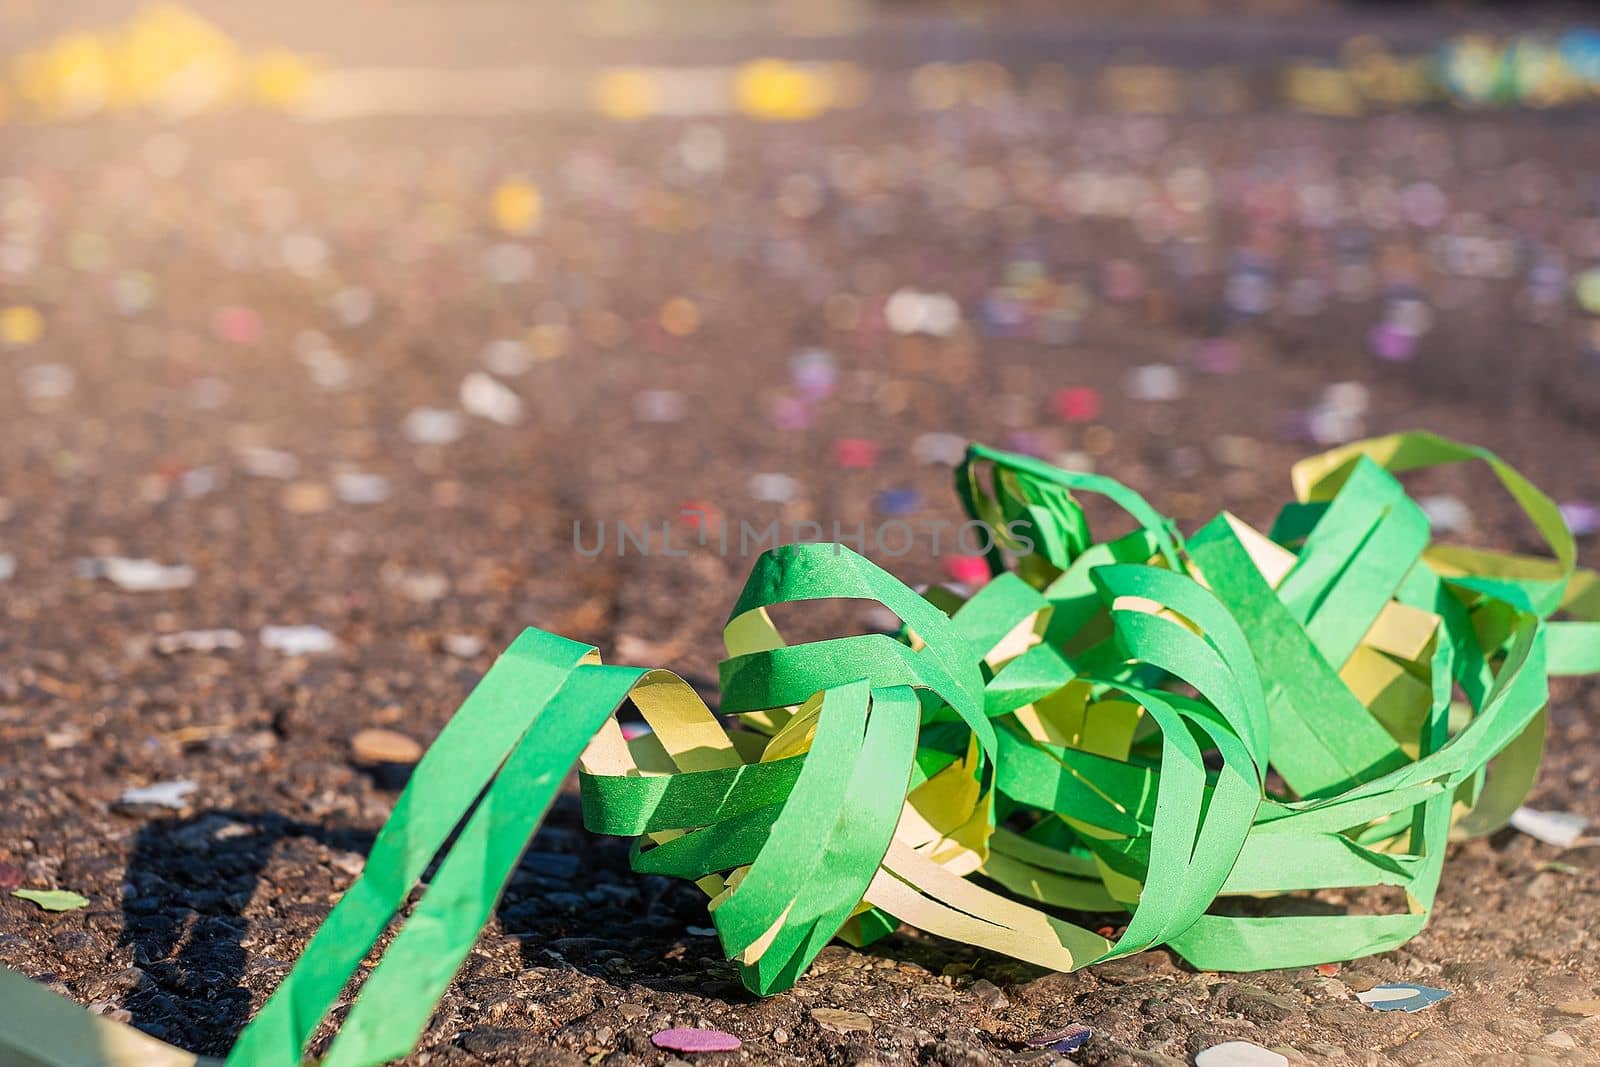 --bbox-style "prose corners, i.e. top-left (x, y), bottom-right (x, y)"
top-left (809, 1007), bottom-right (873, 1035)
top-left (350, 728), bottom-right (424, 766)
top-left (1560, 501), bottom-right (1599, 537)
top-left (443, 634), bottom-right (486, 658)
